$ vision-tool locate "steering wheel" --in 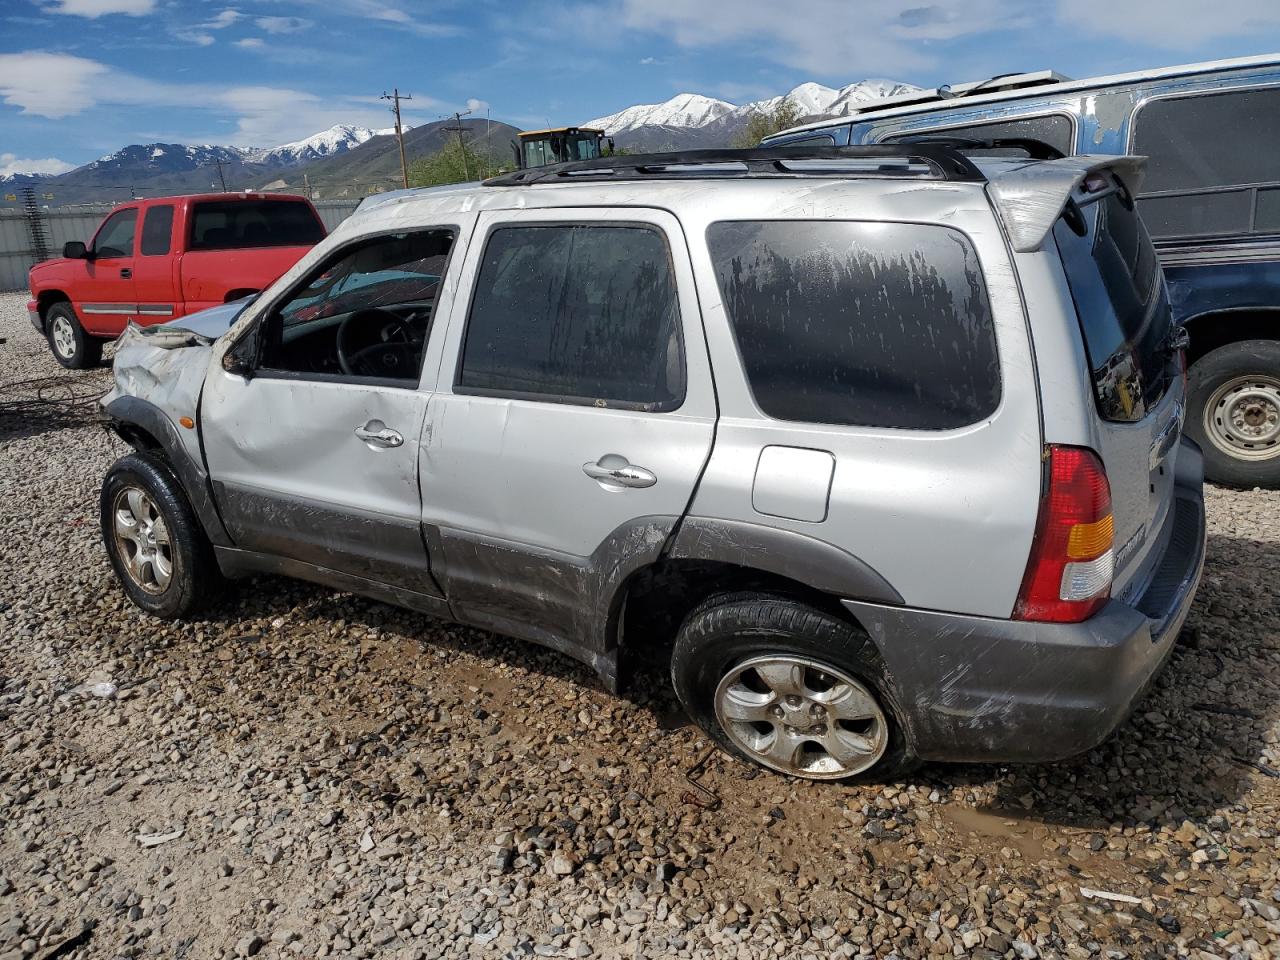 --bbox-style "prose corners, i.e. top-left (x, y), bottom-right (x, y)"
top-left (336, 308), bottom-right (420, 378)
